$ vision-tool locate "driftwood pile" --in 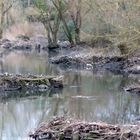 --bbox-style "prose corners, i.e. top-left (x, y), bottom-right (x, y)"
top-left (29, 117), bottom-right (140, 140)
top-left (0, 74), bottom-right (63, 92)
